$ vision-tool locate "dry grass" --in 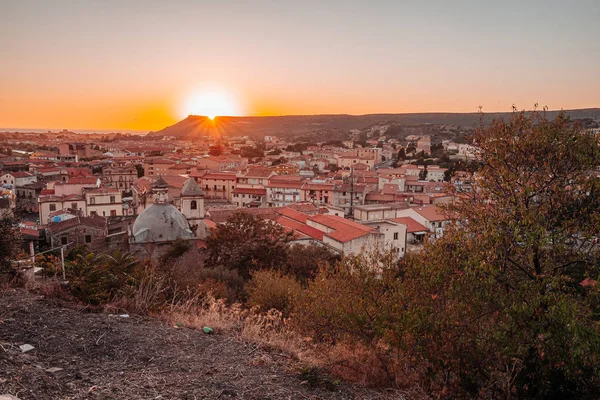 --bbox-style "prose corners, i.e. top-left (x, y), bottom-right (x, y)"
top-left (161, 295), bottom-right (307, 358)
top-left (157, 294), bottom-right (428, 398)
